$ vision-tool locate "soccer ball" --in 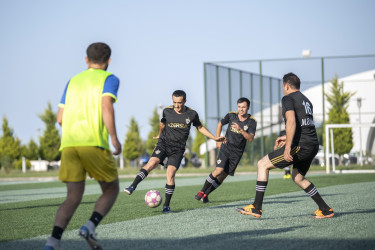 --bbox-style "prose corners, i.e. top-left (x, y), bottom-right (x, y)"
top-left (145, 190), bottom-right (162, 208)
